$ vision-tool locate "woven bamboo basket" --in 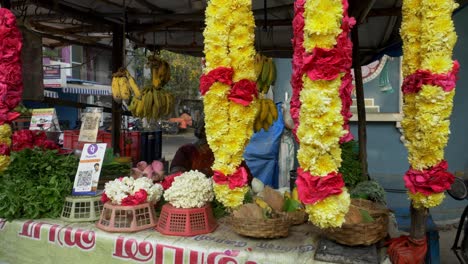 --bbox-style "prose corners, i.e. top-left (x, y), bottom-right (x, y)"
top-left (228, 215), bottom-right (290, 238)
top-left (324, 199), bottom-right (389, 246)
top-left (283, 211), bottom-right (308, 225)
